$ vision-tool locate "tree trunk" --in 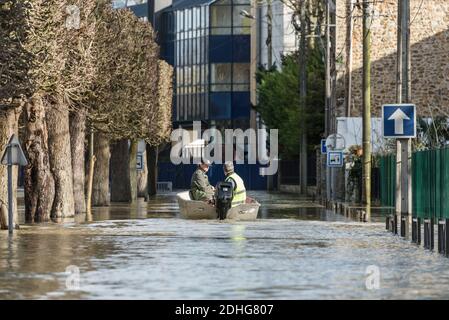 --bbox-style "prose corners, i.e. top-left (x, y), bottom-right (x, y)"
top-left (46, 100), bottom-right (75, 218)
top-left (23, 96), bottom-right (54, 222)
top-left (92, 132), bottom-right (110, 206)
top-left (86, 130), bottom-right (95, 217)
top-left (110, 139), bottom-right (131, 202)
top-left (137, 150), bottom-right (148, 198)
top-left (0, 107), bottom-right (20, 229)
top-left (110, 139), bottom-right (138, 202)
top-left (129, 140), bottom-right (137, 202)
top-left (146, 144), bottom-right (159, 196)
top-left (69, 108), bottom-right (86, 214)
